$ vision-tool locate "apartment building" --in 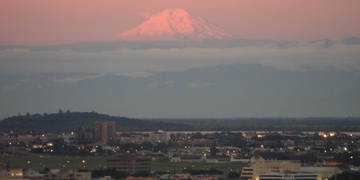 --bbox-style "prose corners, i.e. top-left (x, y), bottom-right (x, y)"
top-left (74, 125), bottom-right (94, 142)
top-left (106, 155), bottom-right (151, 174)
top-left (94, 121), bottom-right (116, 143)
top-left (240, 161), bottom-right (301, 180)
top-left (259, 172), bottom-right (317, 180)
top-left (44, 170), bottom-right (91, 180)
top-left (149, 130), bottom-right (170, 144)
